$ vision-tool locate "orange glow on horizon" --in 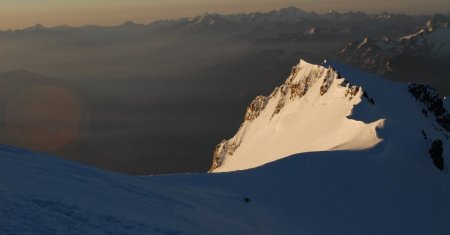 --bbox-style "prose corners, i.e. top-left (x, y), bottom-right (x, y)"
top-left (0, 0), bottom-right (449, 30)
